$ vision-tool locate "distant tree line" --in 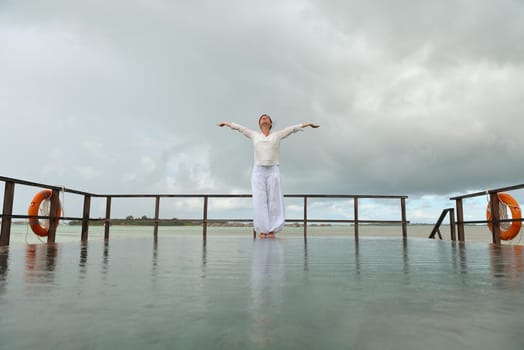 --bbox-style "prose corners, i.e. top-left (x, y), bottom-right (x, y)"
top-left (68, 215), bottom-right (204, 226)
